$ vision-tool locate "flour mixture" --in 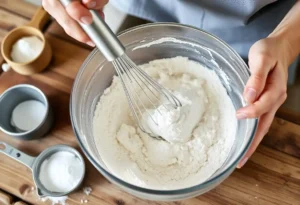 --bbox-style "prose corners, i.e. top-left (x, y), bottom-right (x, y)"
top-left (93, 57), bottom-right (236, 190)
